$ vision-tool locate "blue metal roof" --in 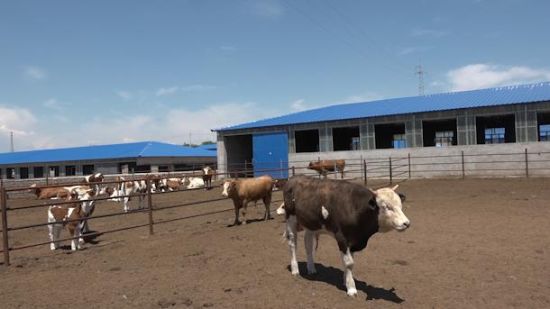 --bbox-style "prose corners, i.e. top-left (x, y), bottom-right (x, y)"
top-left (0, 141), bottom-right (216, 165)
top-left (216, 82), bottom-right (550, 131)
